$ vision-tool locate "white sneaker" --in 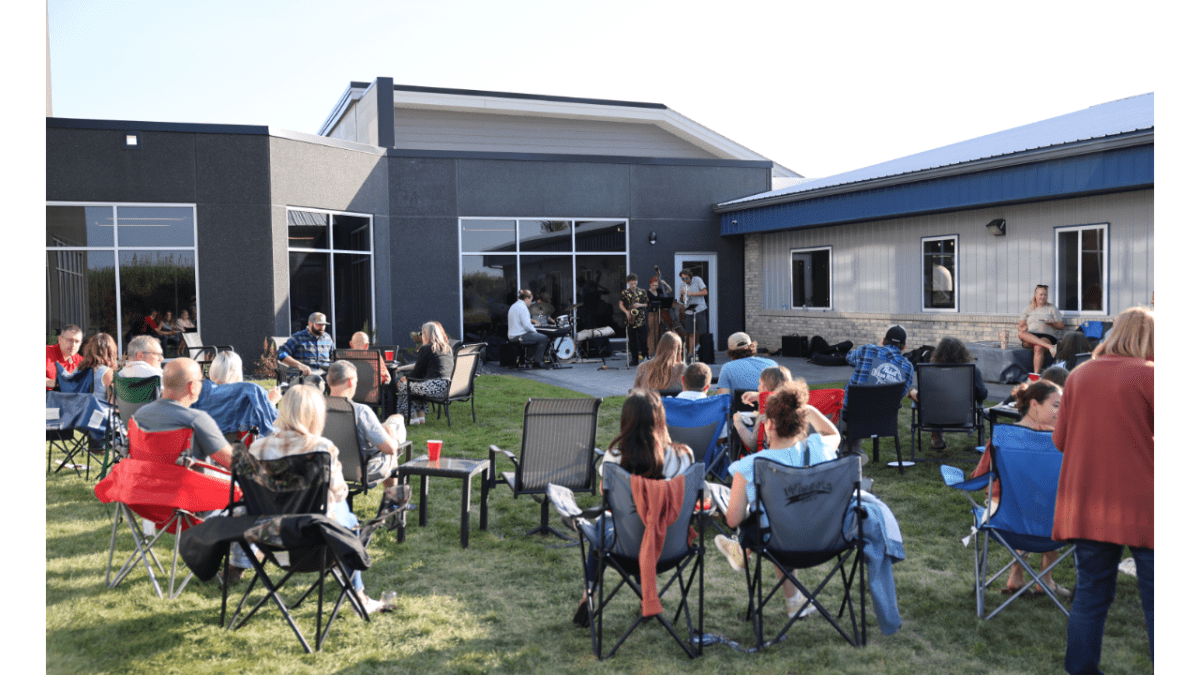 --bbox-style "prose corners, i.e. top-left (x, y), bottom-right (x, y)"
top-left (786, 593), bottom-right (818, 619)
top-left (714, 534), bottom-right (745, 573)
top-left (356, 591), bottom-right (383, 615)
